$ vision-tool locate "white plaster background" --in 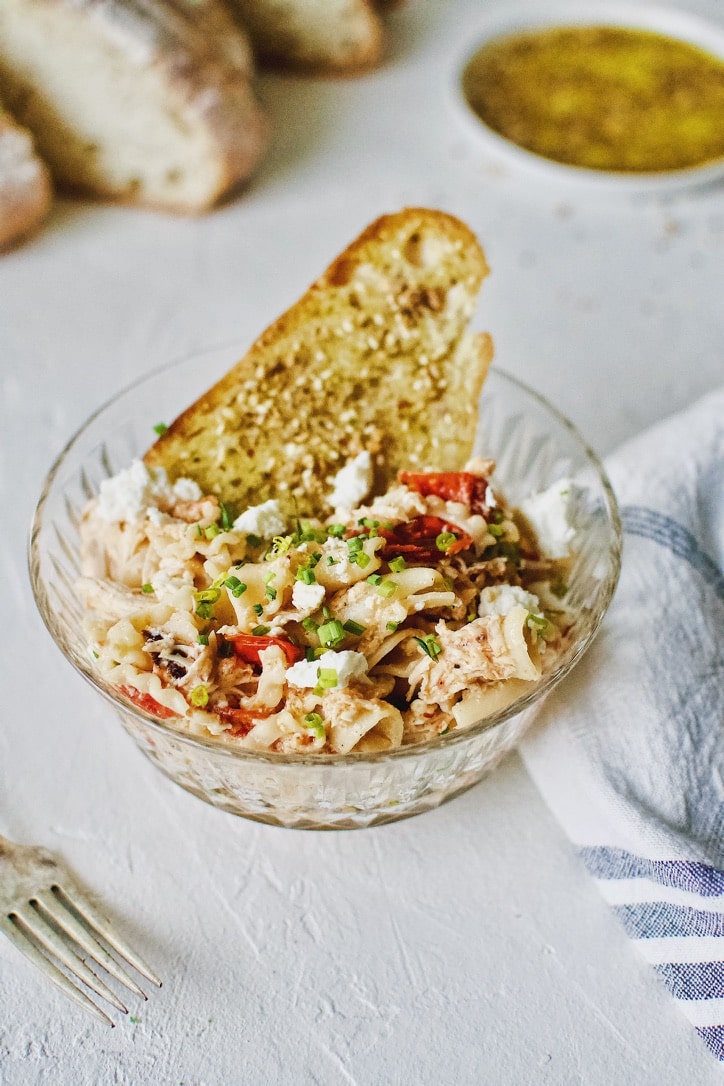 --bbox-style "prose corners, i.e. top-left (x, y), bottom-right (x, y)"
top-left (1, 0), bottom-right (723, 1082)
